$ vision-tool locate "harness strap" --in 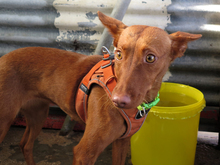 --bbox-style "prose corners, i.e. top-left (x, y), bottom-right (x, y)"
top-left (75, 54), bottom-right (149, 139)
